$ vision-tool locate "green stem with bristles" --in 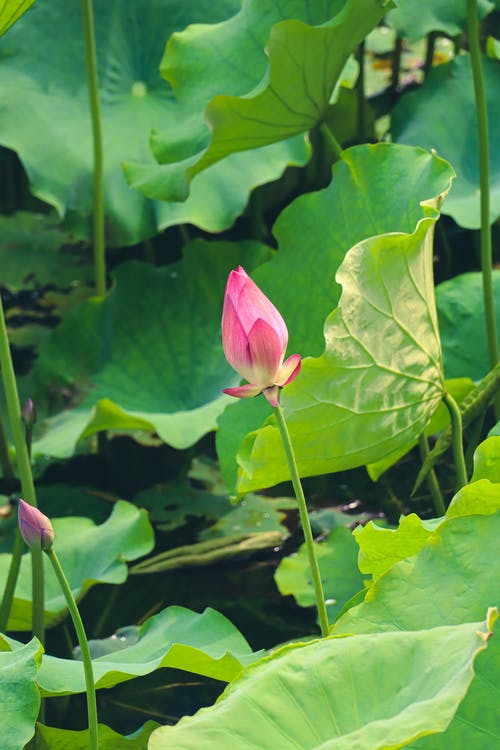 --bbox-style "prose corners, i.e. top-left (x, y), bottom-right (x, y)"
top-left (467, 0), bottom-right (500, 417)
top-left (81, 0), bottom-right (106, 297)
top-left (274, 402), bottom-right (330, 637)
top-left (443, 392), bottom-right (468, 491)
top-left (0, 293), bottom-right (44, 643)
top-left (47, 547), bottom-right (98, 750)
